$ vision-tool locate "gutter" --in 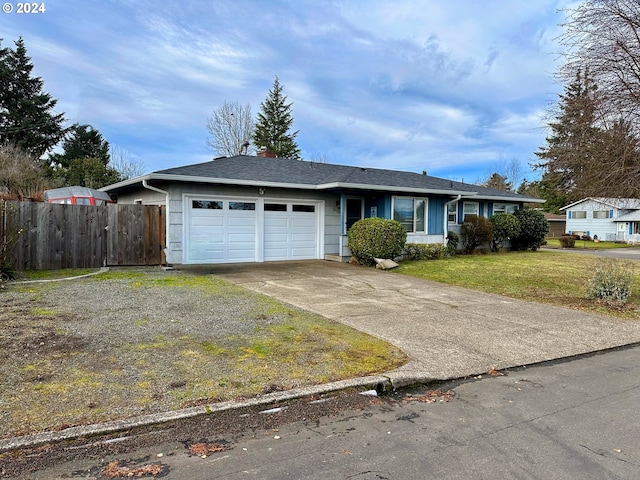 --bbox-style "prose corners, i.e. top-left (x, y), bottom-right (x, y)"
top-left (142, 180), bottom-right (170, 265)
top-left (443, 195), bottom-right (462, 246)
